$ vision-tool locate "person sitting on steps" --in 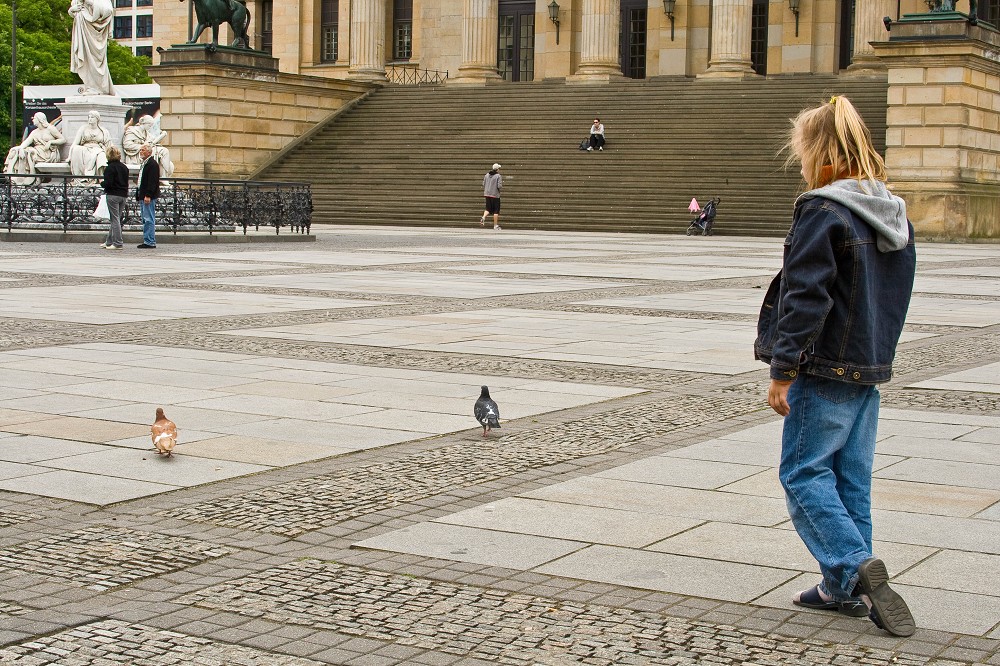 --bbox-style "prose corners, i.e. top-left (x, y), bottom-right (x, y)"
top-left (588, 118), bottom-right (605, 151)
